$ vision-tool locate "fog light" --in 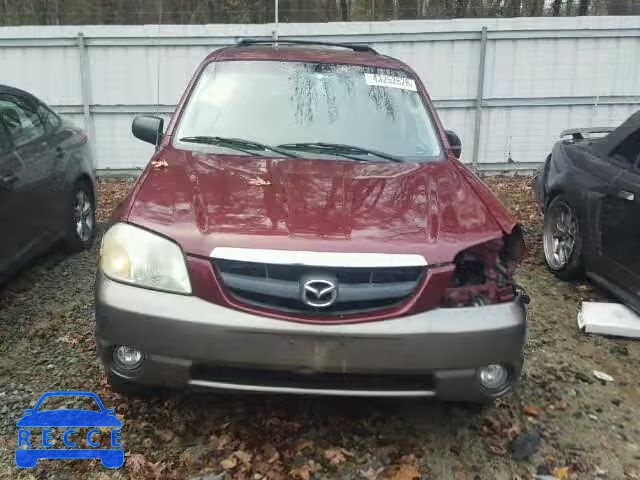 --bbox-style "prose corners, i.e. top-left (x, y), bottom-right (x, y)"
top-left (113, 345), bottom-right (144, 370)
top-left (477, 364), bottom-right (509, 391)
